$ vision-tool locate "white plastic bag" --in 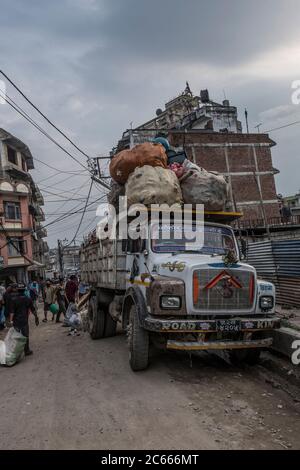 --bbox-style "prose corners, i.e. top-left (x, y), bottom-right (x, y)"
top-left (64, 302), bottom-right (81, 328)
top-left (2, 327), bottom-right (27, 367)
top-left (0, 340), bottom-right (6, 365)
